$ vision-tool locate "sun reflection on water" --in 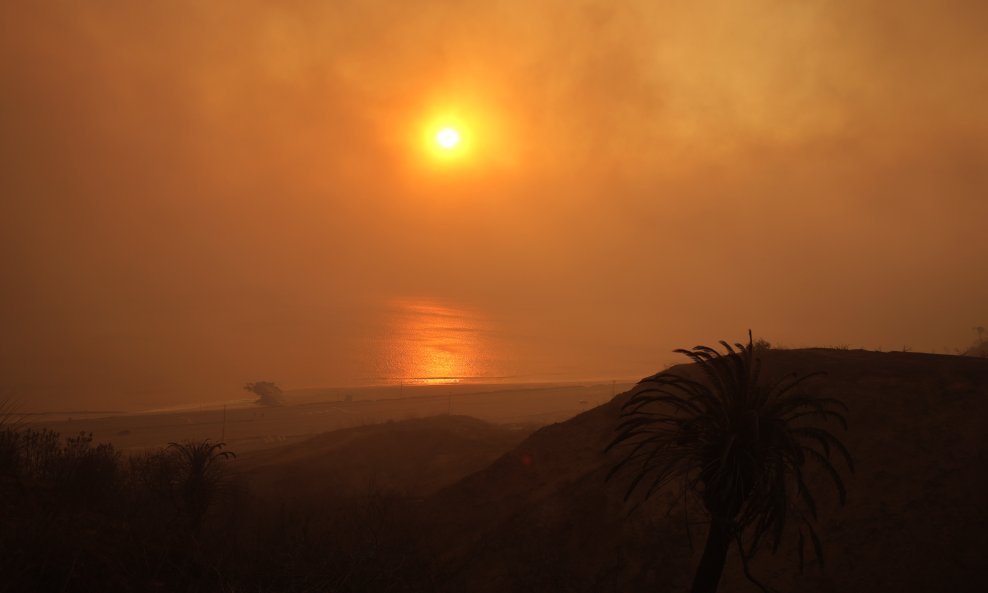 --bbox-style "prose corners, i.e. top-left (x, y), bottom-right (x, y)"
top-left (381, 299), bottom-right (495, 385)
